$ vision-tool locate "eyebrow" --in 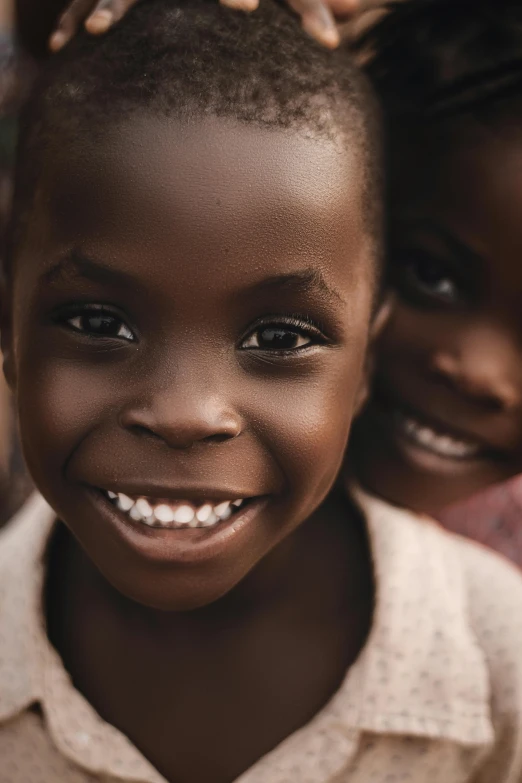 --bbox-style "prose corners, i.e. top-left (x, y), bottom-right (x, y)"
top-left (243, 269), bottom-right (346, 305)
top-left (40, 253), bottom-right (346, 305)
top-left (39, 250), bottom-right (138, 290)
top-left (391, 218), bottom-right (485, 269)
